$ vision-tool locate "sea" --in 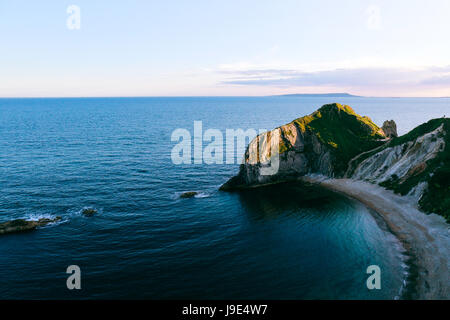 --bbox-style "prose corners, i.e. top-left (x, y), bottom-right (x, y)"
top-left (0, 96), bottom-right (448, 299)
